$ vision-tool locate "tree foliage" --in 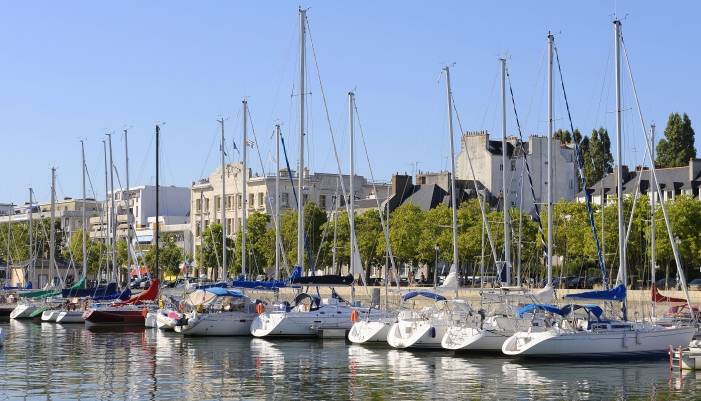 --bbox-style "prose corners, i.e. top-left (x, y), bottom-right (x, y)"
top-left (144, 232), bottom-right (184, 278)
top-left (656, 112), bottom-right (696, 168)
